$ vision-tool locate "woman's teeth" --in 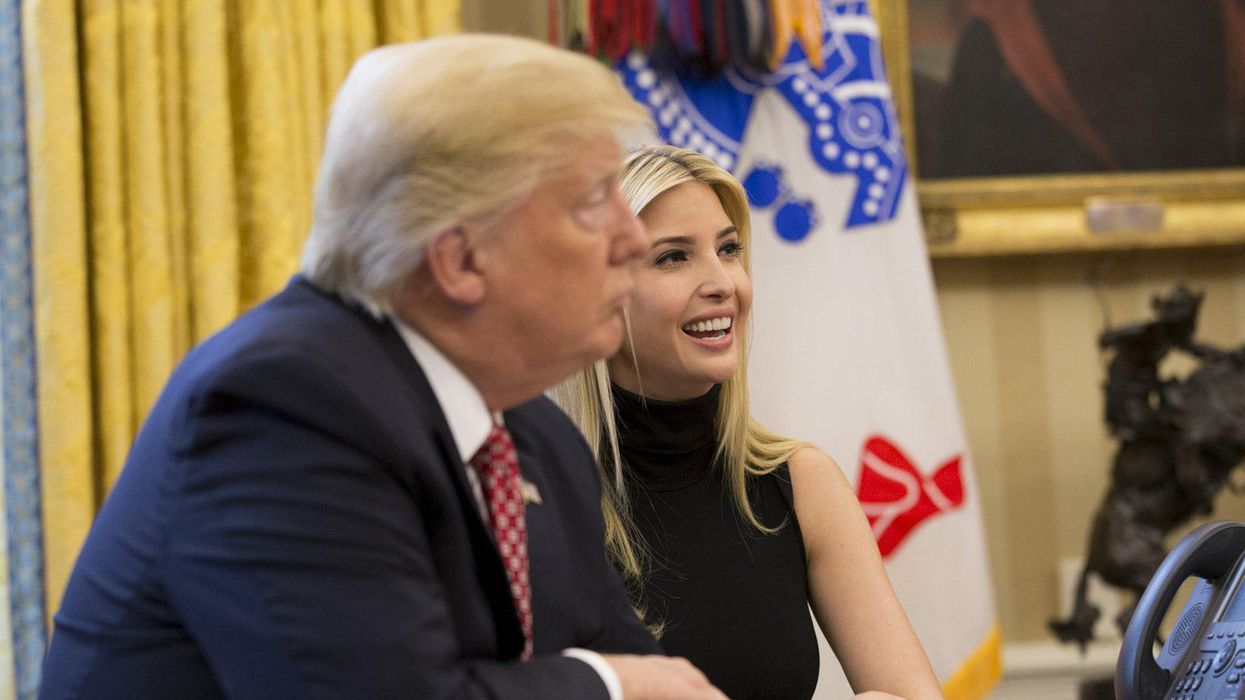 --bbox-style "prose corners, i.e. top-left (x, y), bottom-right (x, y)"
top-left (682, 317), bottom-right (731, 333)
top-left (681, 317), bottom-right (732, 339)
